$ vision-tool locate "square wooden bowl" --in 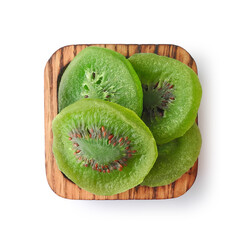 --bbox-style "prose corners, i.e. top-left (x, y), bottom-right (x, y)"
top-left (44, 44), bottom-right (198, 200)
